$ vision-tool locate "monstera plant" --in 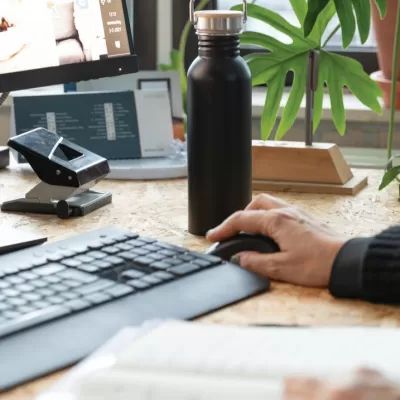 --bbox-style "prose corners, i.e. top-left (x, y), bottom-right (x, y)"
top-left (231, 0), bottom-right (384, 141)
